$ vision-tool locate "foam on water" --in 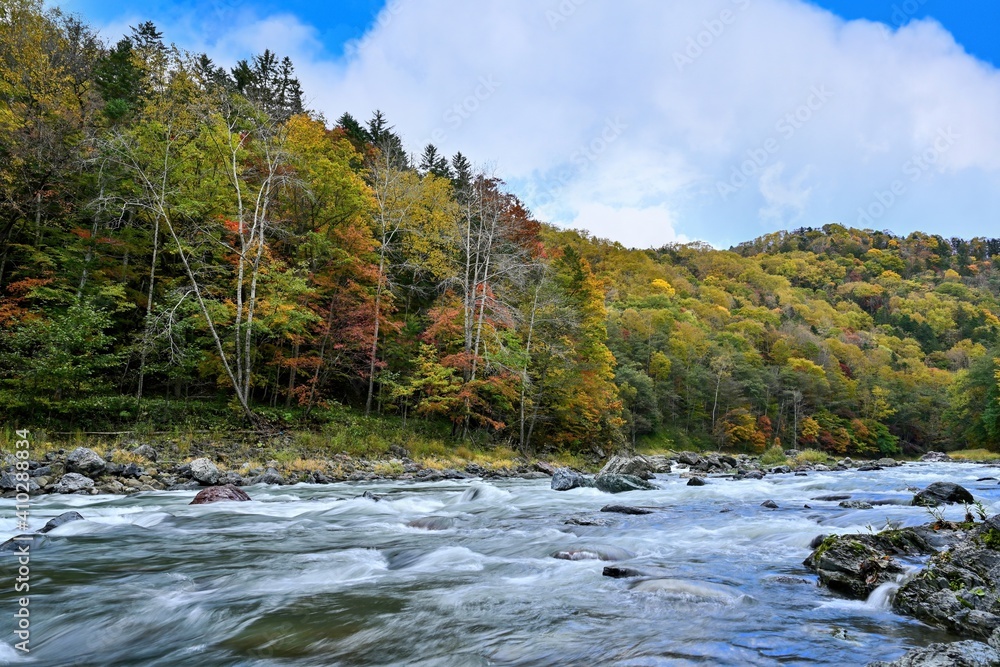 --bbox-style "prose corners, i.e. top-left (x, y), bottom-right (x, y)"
top-left (0, 460), bottom-right (993, 666)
